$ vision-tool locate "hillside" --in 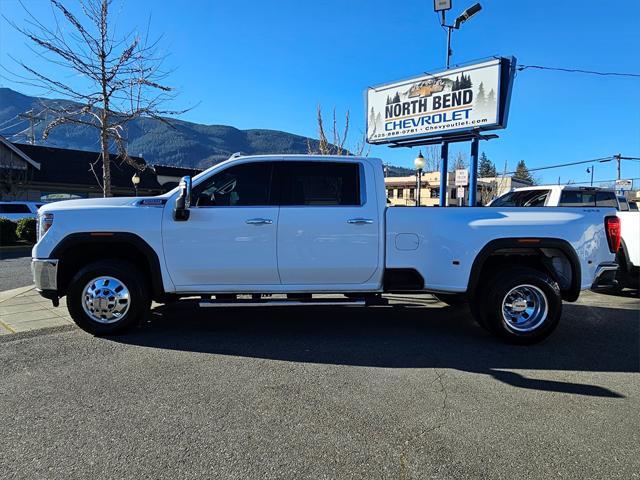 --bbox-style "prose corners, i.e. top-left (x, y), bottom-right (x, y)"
top-left (0, 88), bottom-right (324, 169)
